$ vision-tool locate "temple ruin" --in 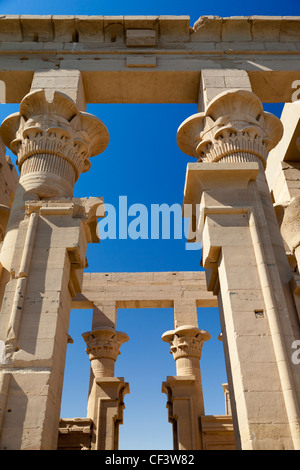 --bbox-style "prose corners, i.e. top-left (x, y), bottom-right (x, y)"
top-left (0, 14), bottom-right (300, 450)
